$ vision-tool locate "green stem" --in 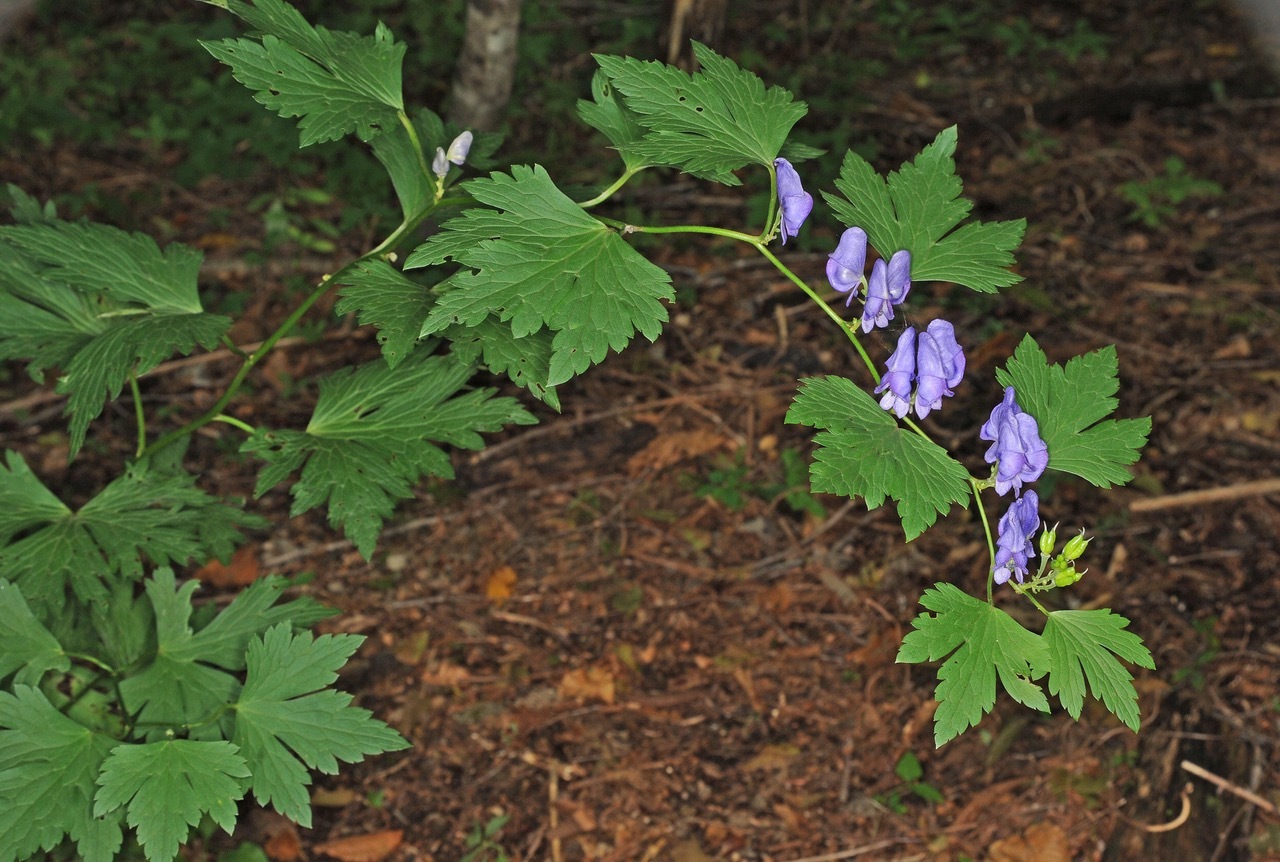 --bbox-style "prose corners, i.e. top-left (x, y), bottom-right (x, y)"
top-left (130, 374), bottom-right (146, 458)
top-left (398, 109), bottom-right (433, 186)
top-left (211, 414), bottom-right (257, 435)
top-left (970, 478), bottom-right (997, 603)
top-left (65, 651), bottom-right (118, 675)
top-left (578, 165), bottom-right (648, 209)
